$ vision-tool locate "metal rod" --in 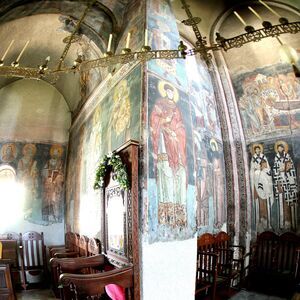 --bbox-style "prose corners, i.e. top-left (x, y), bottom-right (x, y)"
top-left (56, 0), bottom-right (97, 70)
